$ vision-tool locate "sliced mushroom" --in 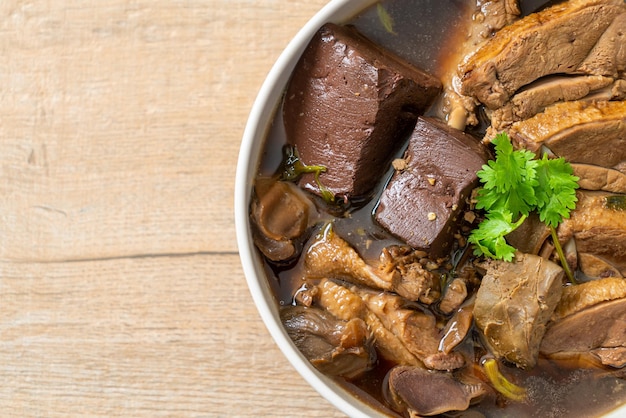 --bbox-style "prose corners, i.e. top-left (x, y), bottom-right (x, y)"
top-left (251, 178), bottom-right (318, 261)
top-left (280, 305), bottom-right (375, 379)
